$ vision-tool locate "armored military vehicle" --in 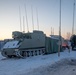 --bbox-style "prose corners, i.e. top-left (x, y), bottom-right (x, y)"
top-left (1, 30), bottom-right (60, 58)
top-left (1, 30), bottom-right (46, 58)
